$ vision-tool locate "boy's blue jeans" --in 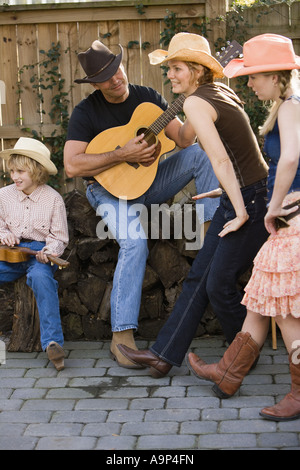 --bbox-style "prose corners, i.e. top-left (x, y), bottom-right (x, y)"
top-left (0, 241), bottom-right (64, 351)
top-left (86, 144), bottom-right (219, 332)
